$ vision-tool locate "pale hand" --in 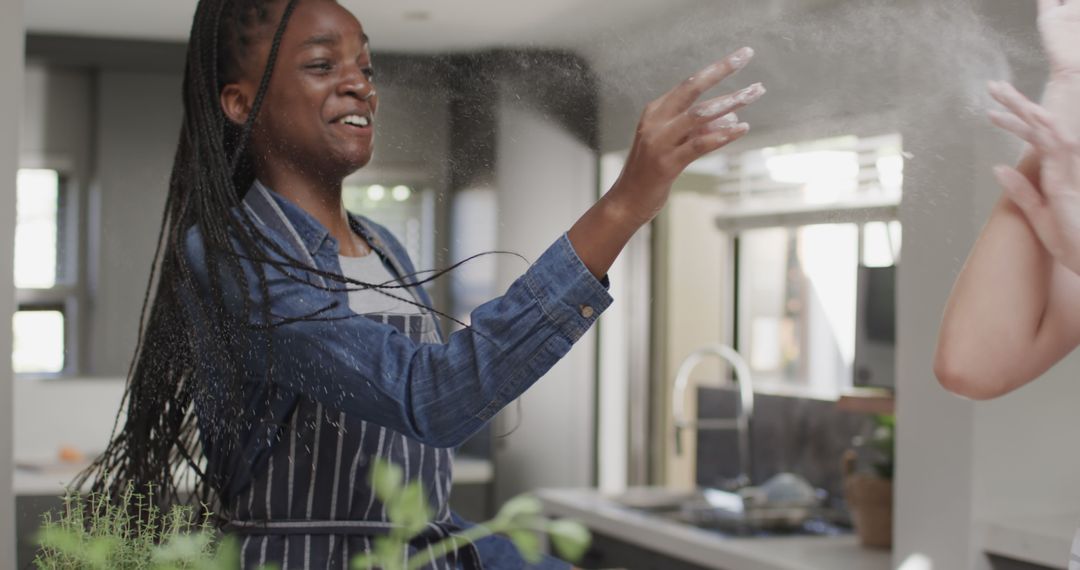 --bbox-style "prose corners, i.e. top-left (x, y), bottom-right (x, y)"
top-left (1039, 0), bottom-right (1080, 79)
top-left (606, 47), bottom-right (765, 226)
top-left (990, 80), bottom-right (1080, 275)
